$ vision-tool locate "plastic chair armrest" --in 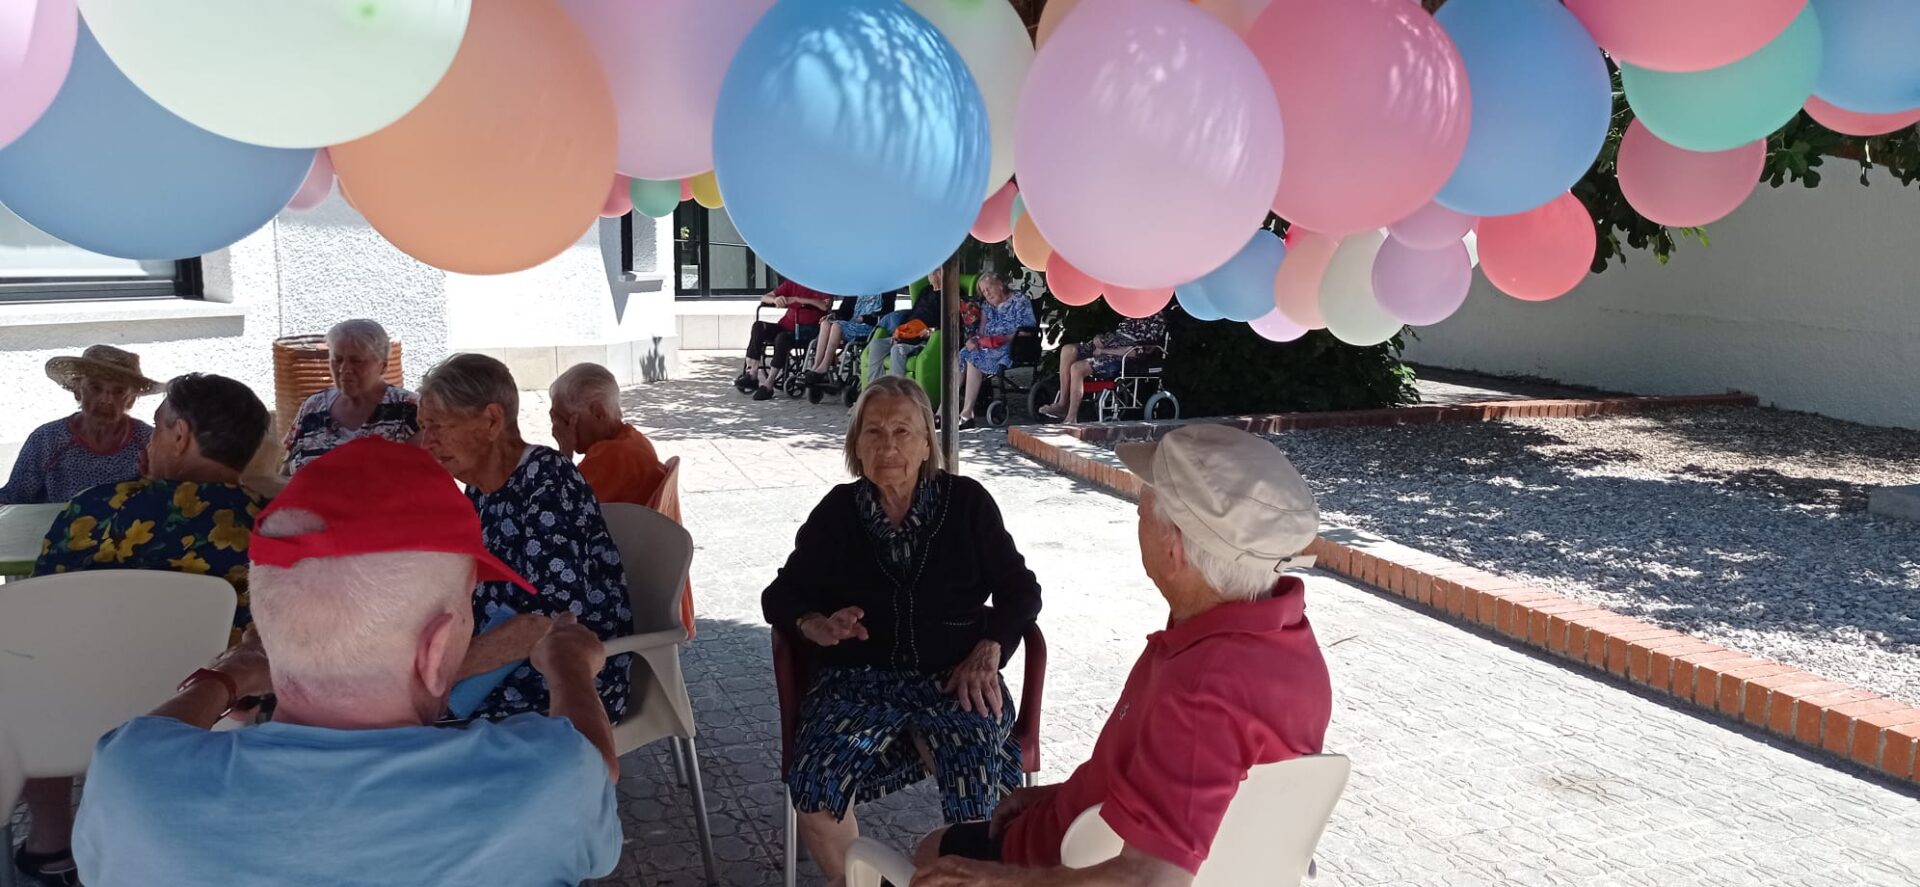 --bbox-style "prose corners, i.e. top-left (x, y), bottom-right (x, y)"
top-left (603, 627), bottom-right (687, 659)
top-left (845, 838), bottom-right (918, 887)
top-left (1013, 623), bottom-right (1046, 774)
